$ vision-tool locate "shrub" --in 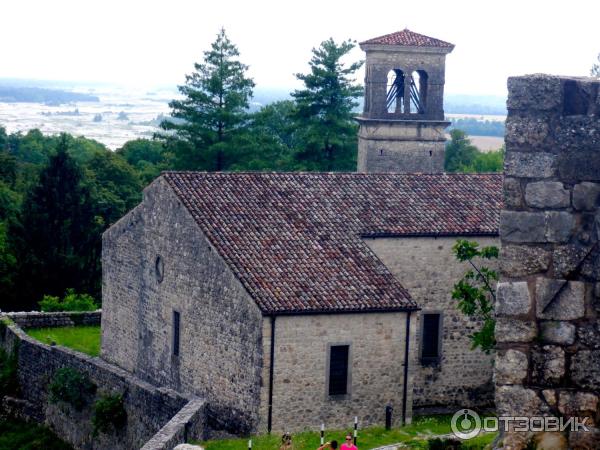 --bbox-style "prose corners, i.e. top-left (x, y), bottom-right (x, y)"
top-left (92, 393), bottom-right (126, 434)
top-left (39, 289), bottom-right (98, 312)
top-left (0, 344), bottom-right (19, 397)
top-left (48, 367), bottom-right (96, 410)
